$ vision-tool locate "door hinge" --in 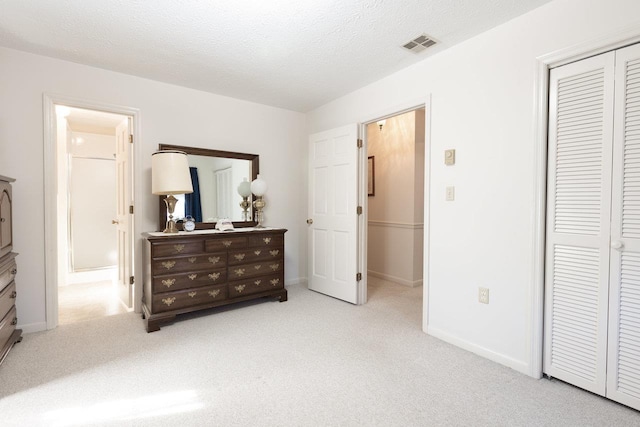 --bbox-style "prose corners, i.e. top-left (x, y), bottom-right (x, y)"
top-left (356, 273), bottom-right (362, 281)
top-left (129, 205), bottom-right (134, 214)
top-left (357, 206), bottom-right (363, 215)
top-left (357, 138), bottom-right (363, 148)
top-left (129, 276), bottom-right (135, 285)
top-left (129, 134), bottom-right (133, 144)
